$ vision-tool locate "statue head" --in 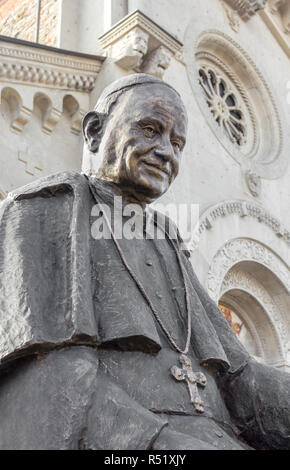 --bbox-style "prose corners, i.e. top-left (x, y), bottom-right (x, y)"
top-left (83, 73), bottom-right (187, 204)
